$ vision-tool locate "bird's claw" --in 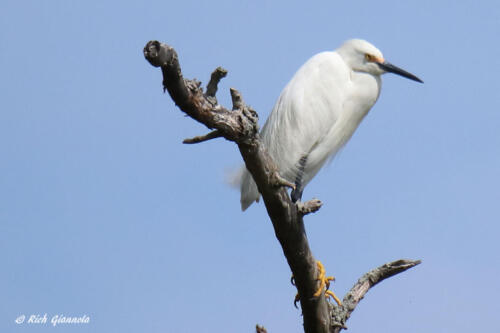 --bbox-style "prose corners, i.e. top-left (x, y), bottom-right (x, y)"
top-left (294, 293), bottom-right (300, 309)
top-left (272, 171), bottom-right (296, 190)
top-left (292, 275), bottom-right (300, 308)
top-left (326, 290), bottom-right (342, 306)
top-left (314, 261), bottom-right (342, 306)
top-left (292, 261), bottom-right (342, 308)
